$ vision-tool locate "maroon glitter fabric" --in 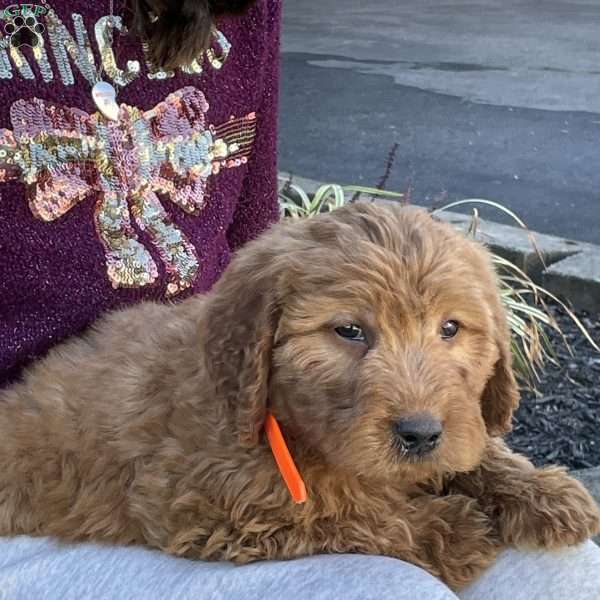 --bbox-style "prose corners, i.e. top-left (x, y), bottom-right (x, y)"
top-left (0, 0), bottom-right (281, 385)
